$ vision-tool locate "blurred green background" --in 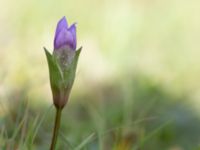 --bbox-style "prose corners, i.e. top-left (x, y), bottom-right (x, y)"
top-left (0, 0), bottom-right (200, 149)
